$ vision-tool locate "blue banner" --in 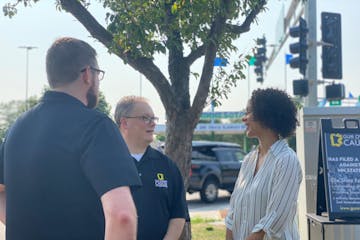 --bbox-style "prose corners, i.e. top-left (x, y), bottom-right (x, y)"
top-left (214, 57), bottom-right (228, 66)
top-left (285, 54), bottom-right (293, 64)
